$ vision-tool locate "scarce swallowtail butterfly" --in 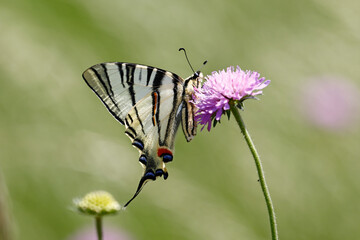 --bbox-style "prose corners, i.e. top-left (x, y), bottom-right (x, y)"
top-left (83, 61), bottom-right (203, 207)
